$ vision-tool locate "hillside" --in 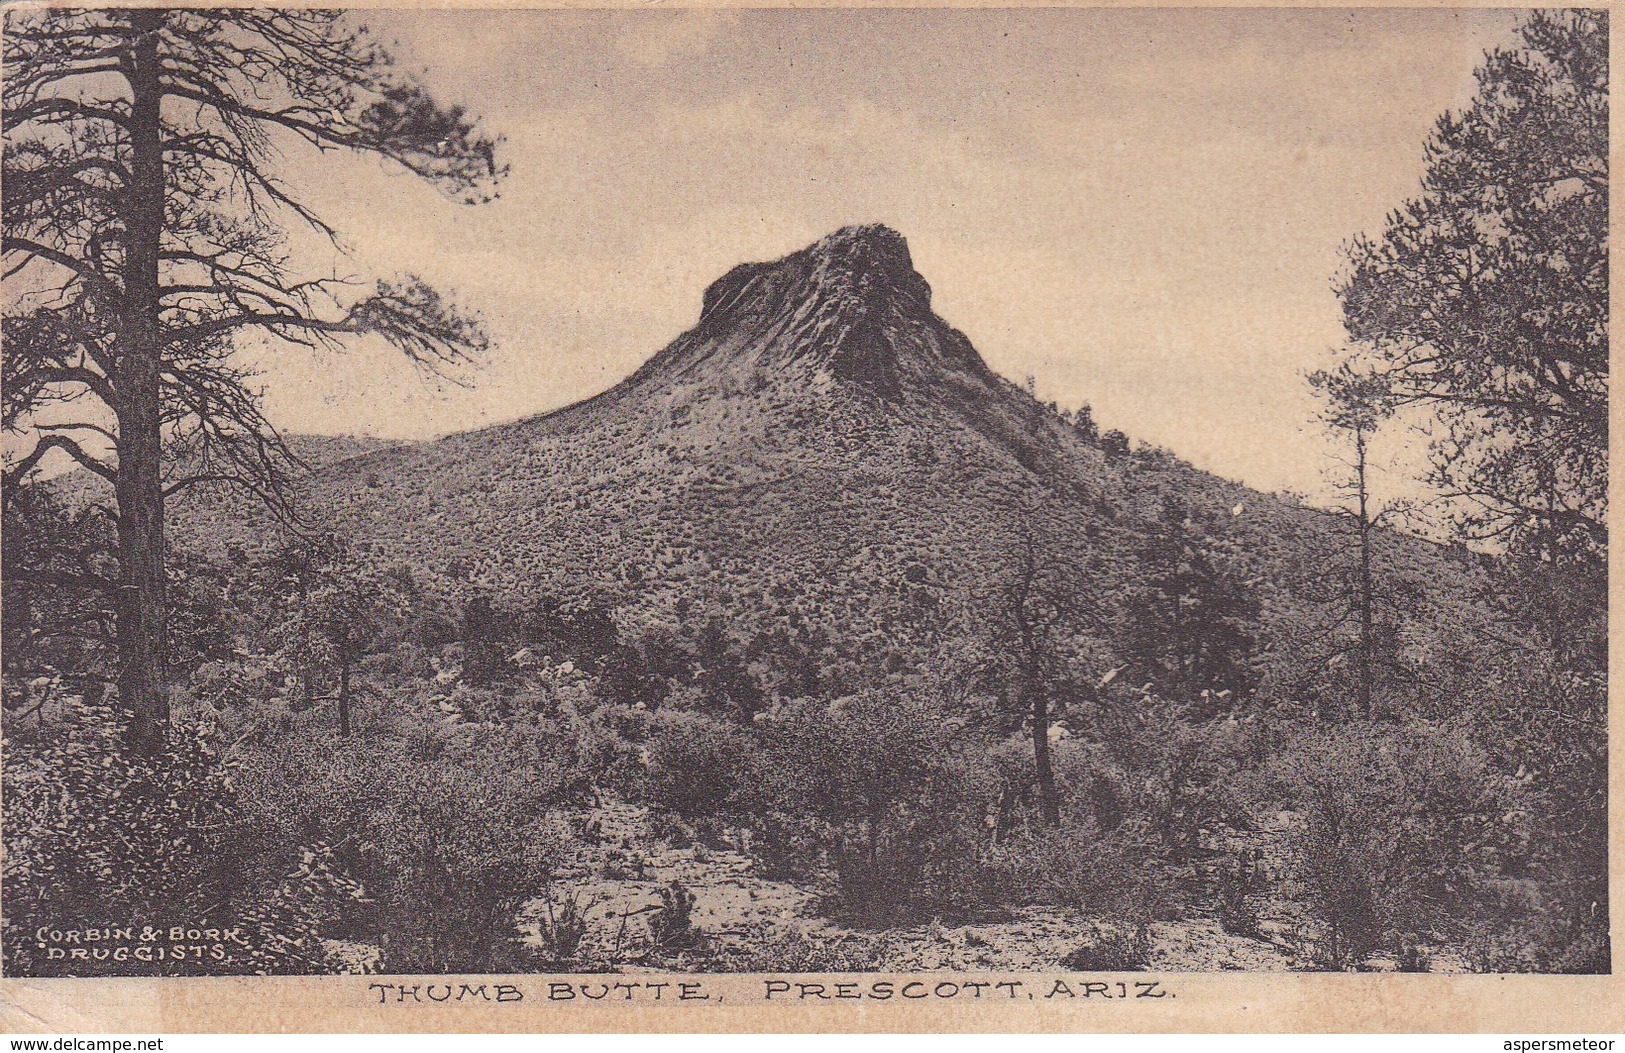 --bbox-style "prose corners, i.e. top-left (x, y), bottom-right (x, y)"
top-left (167, 224), bottom-right (1486, 703)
